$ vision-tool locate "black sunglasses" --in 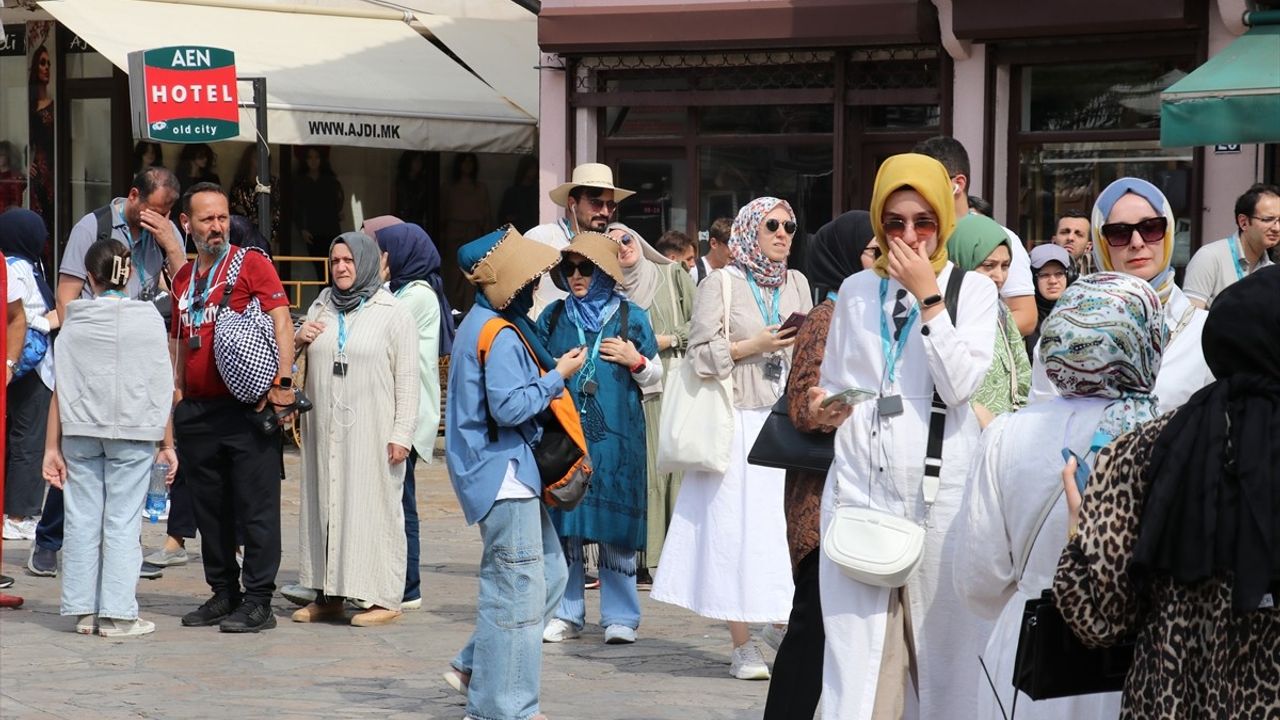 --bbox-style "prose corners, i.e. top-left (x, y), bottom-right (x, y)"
top-left (1100, 217), bottom-right (1167, 248)
top-left (584, 197), bottom-right (618, 213)
top-left (559, 258), bottom-right (596, 278)
top-left (764, 218), bottom-right (797, 234)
